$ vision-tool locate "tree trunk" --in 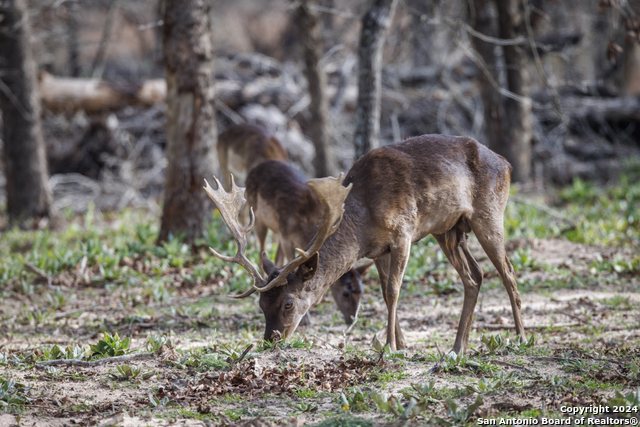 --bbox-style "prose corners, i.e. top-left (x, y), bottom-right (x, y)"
top-left (158, 0), bottom-right (217, 244)
top-left (496, 0), bottom-right (531, 182)
top-left (470, 0), bottom-right (532, 183)
top-left (0, 0), bottom-right (53, 224)
top-left (66, 0), bottom-right (81, 77)
top-left (470, 0), bottom-right (510, 161)
top-left (294, 0), bottom-right (334, 177)
top-left (353, 0), bottom-right (398, 160)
